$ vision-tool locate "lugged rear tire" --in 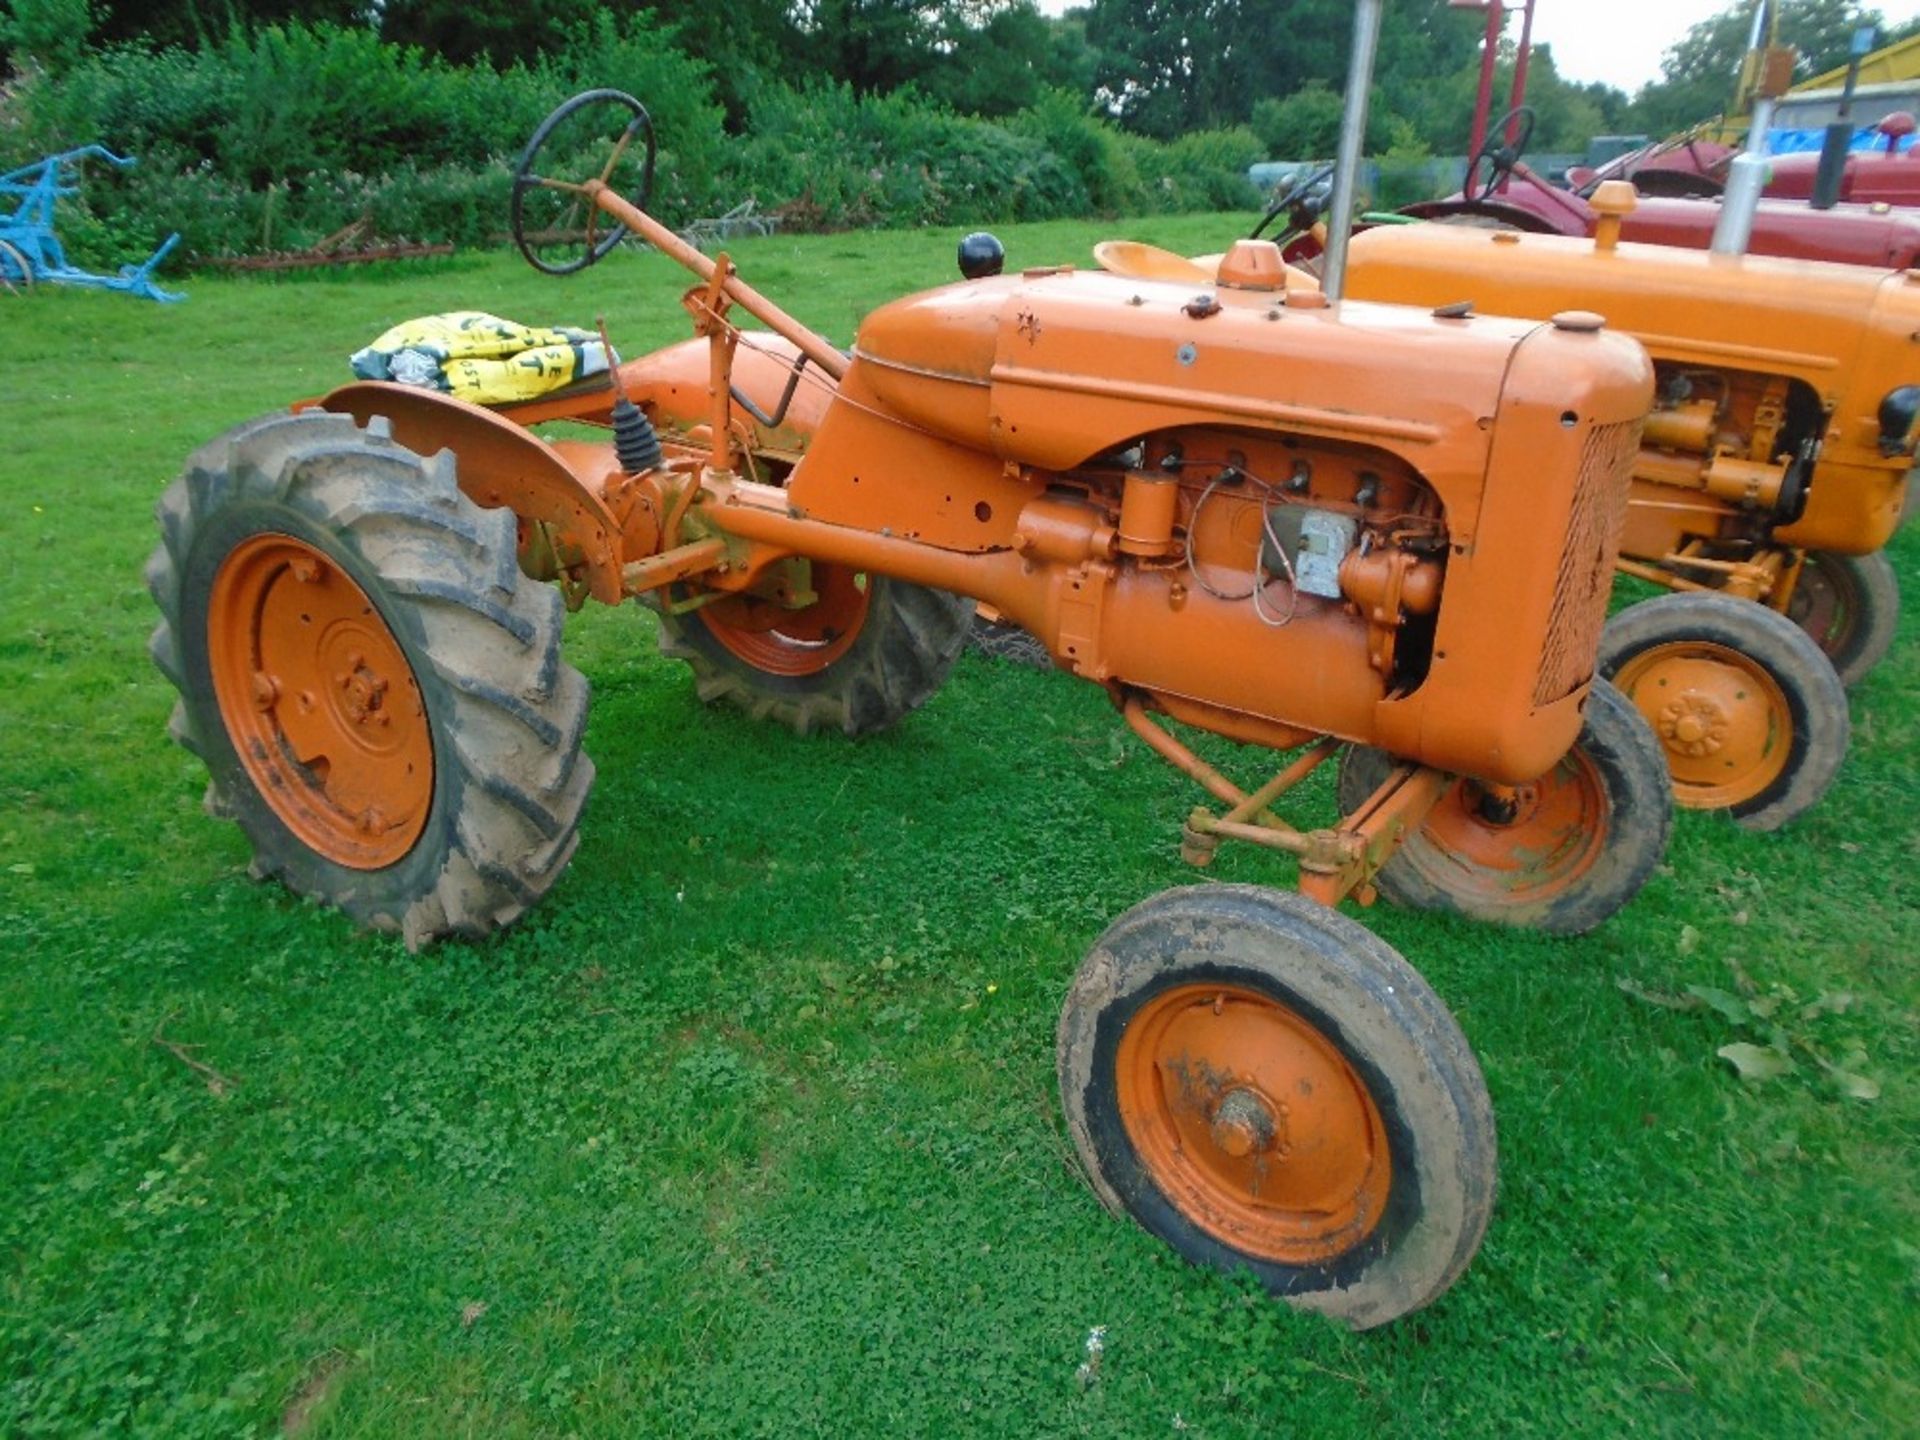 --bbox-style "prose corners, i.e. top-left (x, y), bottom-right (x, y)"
top-left (147, 409), bottom-right (593, 947)
top-left (656, 569), bottom-right (971, 736)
